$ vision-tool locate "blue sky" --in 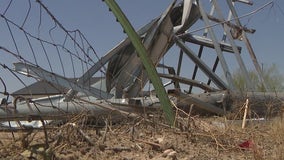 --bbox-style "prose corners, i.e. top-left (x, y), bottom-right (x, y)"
top-left (0, 0), bottom-right (284, 94)
top-left (41, 0), bottom-right (284, 67)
